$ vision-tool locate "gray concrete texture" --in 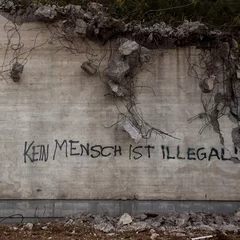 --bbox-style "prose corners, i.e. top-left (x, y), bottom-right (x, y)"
top-left (0, 200), bottom-right (240, 222)
top-left (0, 14), bottom-right (239, 202)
